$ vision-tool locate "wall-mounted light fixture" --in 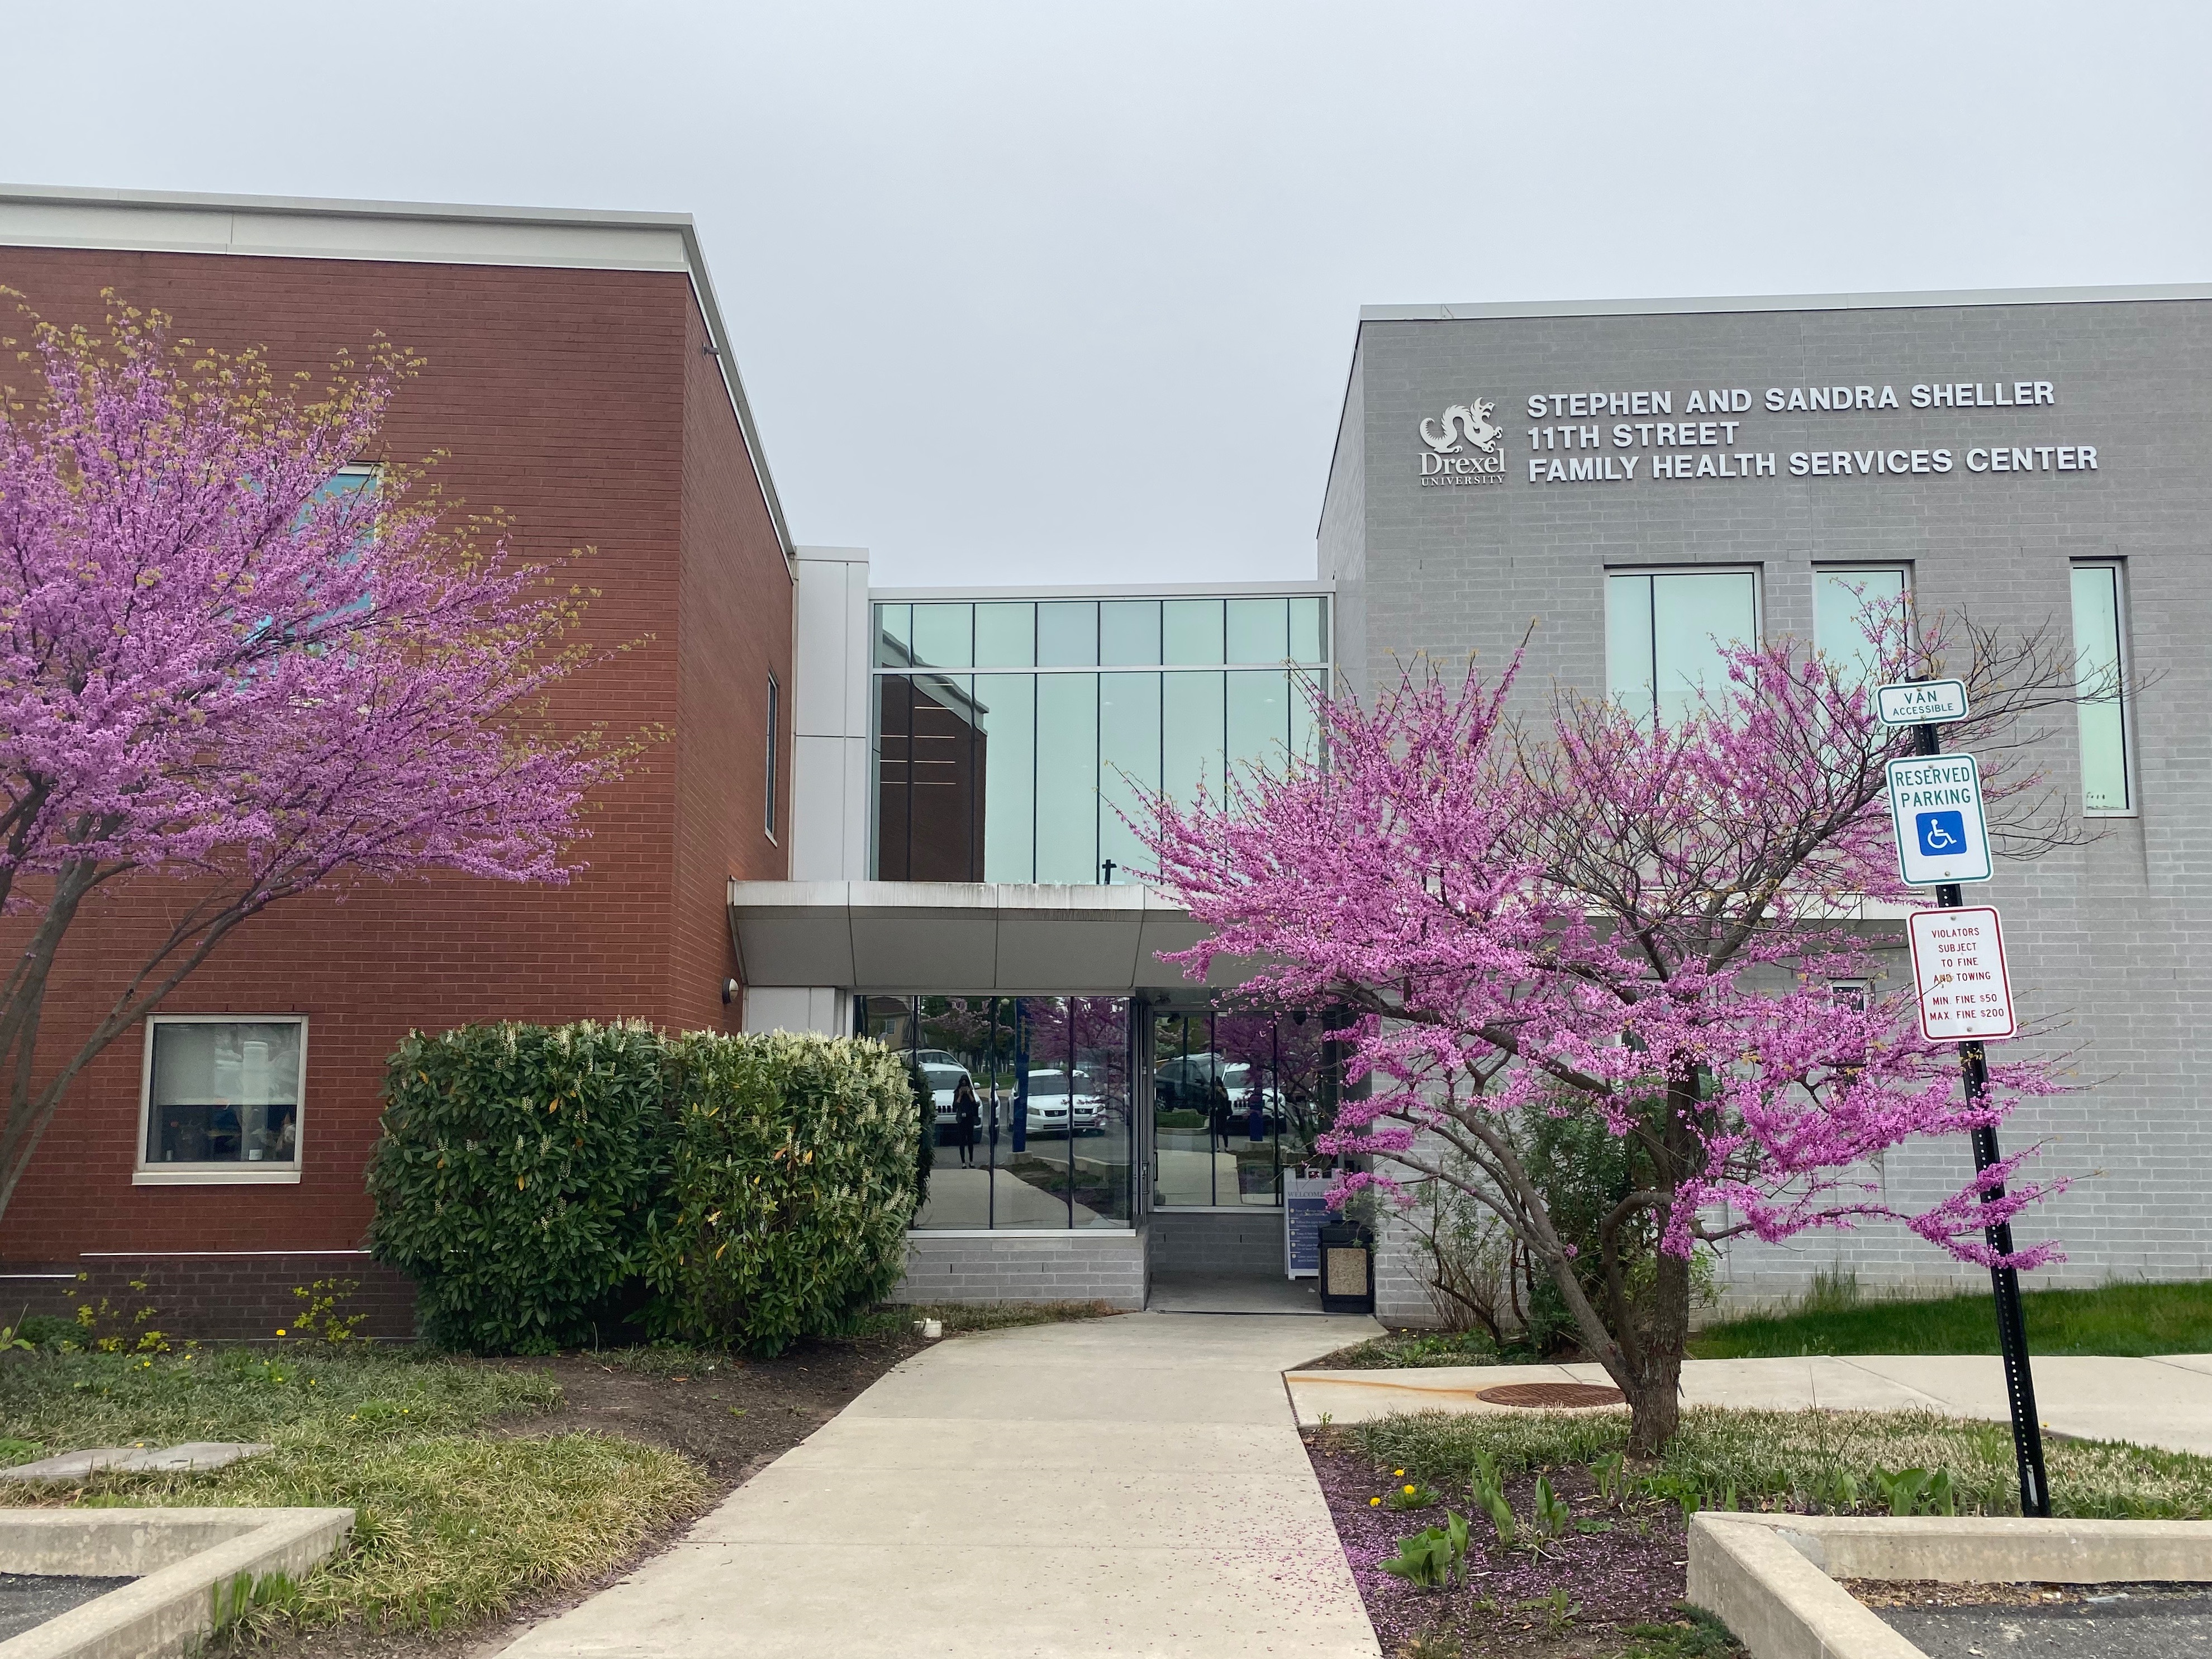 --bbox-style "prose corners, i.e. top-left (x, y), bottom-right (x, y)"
top-left (721, 977), bottom-right (739, 1006)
